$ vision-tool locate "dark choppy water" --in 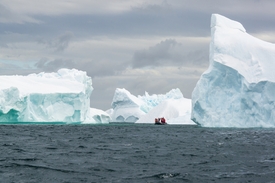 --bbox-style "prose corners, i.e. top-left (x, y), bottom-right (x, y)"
top-left (1, 124), bottom-right (275, 183)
